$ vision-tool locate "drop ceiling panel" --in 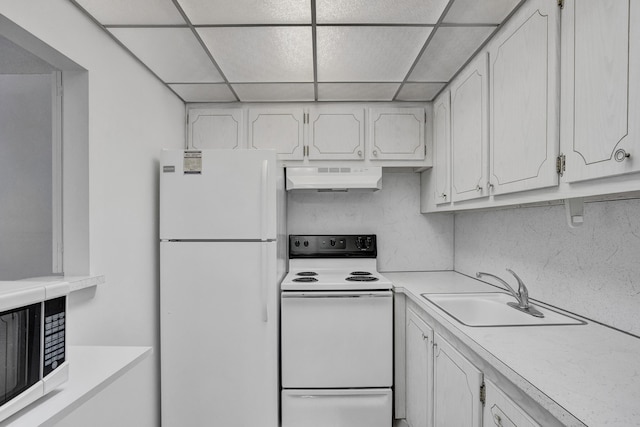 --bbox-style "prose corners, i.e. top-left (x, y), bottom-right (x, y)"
top-left (317, 83), bottom-right (400, 101)
top-left (396, 83), bottom-right (446, 101)
top-left (109, 28), bottom-right (223, 82)
top-left (317, 26), bottom-right (432, 82)
top-left (408, 26), bottom-right (495, 82)
top-left (232, 83), bottom-right (315, 102)
top-left (177, 0), bottom-right (311, 24)
top-left (316, 0), bottom-right (449, 24)
top-left (169, 84), bottom-right (236, 102)
top-left (197, 27), bottom-right (313, 83)
top-left (73, 0), bottom-right (186, 25)
top-left (444, 0), bottom-right (522, 24)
